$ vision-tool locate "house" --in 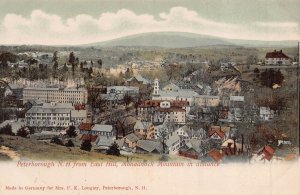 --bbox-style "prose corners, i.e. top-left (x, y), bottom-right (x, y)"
top-left (80, 134), bottom-right (98, 143)
top-left (193, 95), bottom-right (220, 107)
top-left (95, 135), bottom-right (115, 149)
top-left (154, 107), bottom-right (186, 124)
top-left (136, 140), bottom-right (163, 154)
top-left (165, 132), bottom-right (181, 154)
top-left (138, 99), bottom-right (190, 120)
top-left (79, 123), bottom-right (114, 137)
top-left (124, 133), bottom-right (141, 149)
top-left (260, 107), bottom-right (274, 121)
top-left (221, 139), bottom-right (246, 156)
top-left (4, 83), bottom-right (24, 100)
top-left (134, 120), bottom-right (155, 140)
top-left (153, 124), bottom-right (169, 139)
top-left (107, 86), bottom-right (139, 96)
top-left (209, 127), bottom-right (226, 148)
top-left (152, 79), bottom-right (198, 104)
top-left (126, 74), bottom-right (150, 86)
top-left (251, 145), bottom-right (276, 163)
top-left (186, 128), bottom-right (207, 140)
top-left (25, 102), bottom-right (87, 128)
top-left (91, 124), bottom-right (114, 136)
top-left (207, 149), bottom-right (223, 163)
top-left (0, 118), bottom-right (26, 134)
top-left (179, 139), bottom-right (206, 159)
top-left (265, 50), bottom-right (290, 65)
